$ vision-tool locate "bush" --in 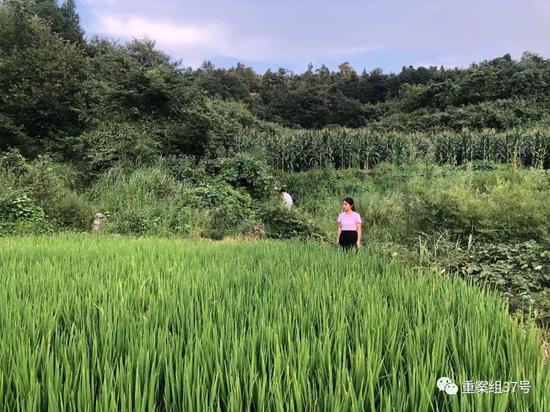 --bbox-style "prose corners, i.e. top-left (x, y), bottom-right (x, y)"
top-left (166, 206), bottom-right (194, 237)
top-left (405, 169), bottom-right (550, 242)
top-left (0, 148), bottom-right (30, 176)
top-left (201, 153), bottom-right (275, 199)
top-left (258, 204), bottom-right (327, 241)
top-left (88, 166), bottom-right (257, 238)
top-left (111, 208), bottom-right (162, 236)
top-left (51, 191), bottom-right (95, 230)
top-left (201, 206), bottom-right (249, 240)
top-left (0, 194), bottom-right (51, 235)
top-left (0, 151), bottom-right (93, 231)
top-left (159, 155), bottom-right (204, 183)
top-left (16, 155), bottom-right (82, 217)
top-left (76, 122), bottom-right (161, 174)
top-left (89, 167), bottom-right (189, 236)
top-left (106, 205), bottom-right (197, 237)
top-left (444, 240), bottom-right (550, 326)
top-left (89, 167), bottom-right (181, 210)
top-left (456, 160), bottom-right (502, 172)
top-left (184, 183), bottom-right (253, 211)
top-left (185, 182), bottom-right (254, 239)
top-left (286, 168), bottom-right (371, 203)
